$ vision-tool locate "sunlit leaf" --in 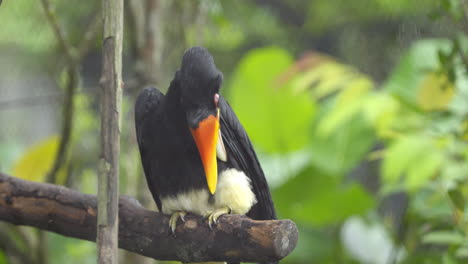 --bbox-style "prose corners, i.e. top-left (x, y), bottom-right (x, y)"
top-left (382, 136), bottom-right (431, 184)
top-left (383, 39), bottom-right (451, 107)
top-left (417, 72), bottom-right (455, 111)
top-left (406, 150), bottom-right (443, 191)
top-left (317, 78), bottom-right (373, 135)
top-left (383, 134), bottom-right (444, 191)
top-left (292, 61), bottom-right (358, 98)
top-left (422, 231), bottom-right (465, 245)
top-left (11, 136), bottom-right (59, 182)
top-left (362, 92), bottom-right (400, 137)
top-left (229, 47), bottom-right (315, 153)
